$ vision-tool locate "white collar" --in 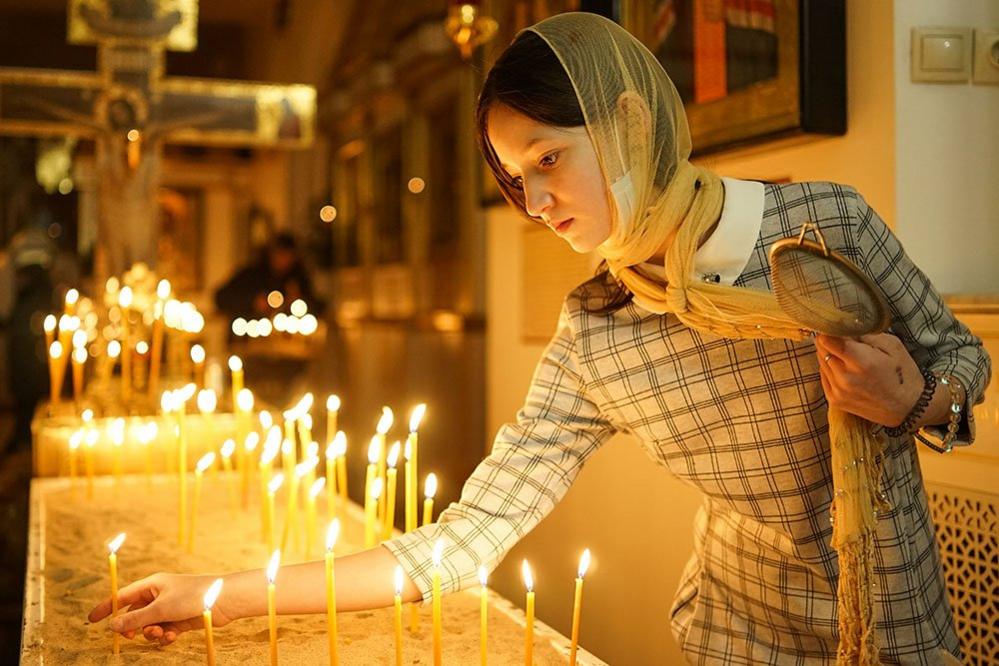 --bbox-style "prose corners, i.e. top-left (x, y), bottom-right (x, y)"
top-left (638, 177), bottom-right (765, 286)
